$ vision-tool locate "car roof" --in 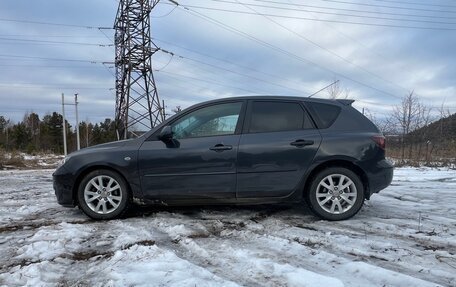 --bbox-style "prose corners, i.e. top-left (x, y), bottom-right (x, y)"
top-left (195, 95), bottom-right (354, 106)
